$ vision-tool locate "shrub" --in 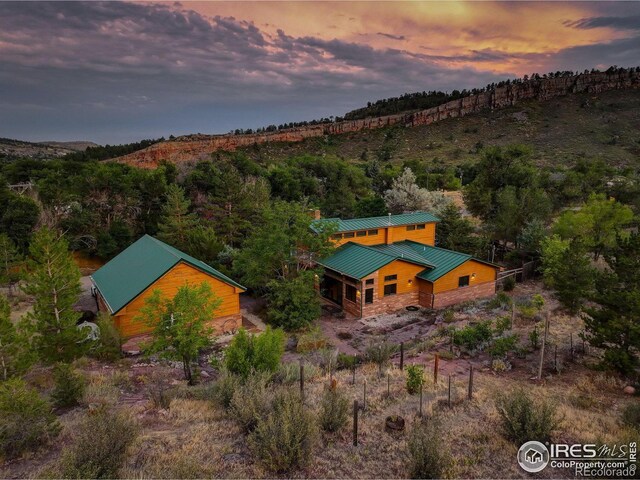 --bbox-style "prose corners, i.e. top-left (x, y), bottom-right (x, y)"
top-left (248, 388), bottom-right (318, 473)
top-left (407, 417), bottom-right (449, 479)
top-left (496, 389), bottom-right (561, 445)
top-left (529, 326), bottom-right (540, 349)
top-left (487, 291), bottom-right (512, 310)
top-left (365, 339), bottom-right (397, 377)
top-left (622, 403), bottom-right (640, 430)
top-left (230, 372), bottom-right (272, 432)
top-left (82, 375), bottom-right (120, 407)
top-left (51, 363), bottom-right (86, 408)
top-left (317, 348), bottom-right (338, 374)
top-left (211, 369), bottom-right (241, 409)
top-left (0, 378), bottom-right (60, 458)
top-left (93, 314), bottom-right (122, 361)
top-left (406, 365), bottom-right (425, 394)
top-left (296, 326), bottom-right (327, 353)
top-left (502, 276), bottom-right (516, 292)
top-left (336, 353), bottom-right (357, 370)
top-left (58, 407), bottom-right (138, 479)
top-left (274, 362), bottom-right (321, 385)
top-left (443, 309), bottom-right (455, 323)
top-left (494, 316), bottom-right (511, 335)
top-left (488, 335), bottom-right (519, 358)
top-left (491, 358), bottom-right (512, 373)
top-left (145, 370), bottom-right (184, 410)
top-left (319, 386), bottom-right (349, 433)
top-left (453, 321), bottom-right (493, 351)
top-left (224, 327), bottom-right (285, 378)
